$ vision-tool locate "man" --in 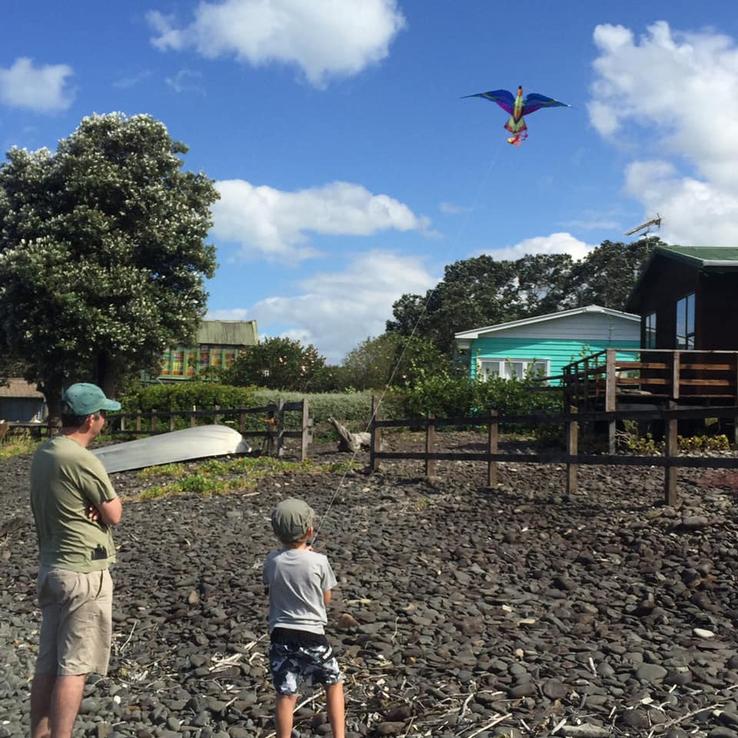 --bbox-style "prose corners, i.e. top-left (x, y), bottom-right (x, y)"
top-left (30, 383), bottom-right (123, 738)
